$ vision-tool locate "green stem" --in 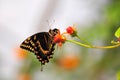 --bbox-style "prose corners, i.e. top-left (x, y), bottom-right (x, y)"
top-left (66, 40), bottom-right (120, 49)
top-left (66, 40), bottom-right (92, 48)
top-left (93, 44), bottom-right (120, 49)
top-left (76, 34), bottom-right (92, 46)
